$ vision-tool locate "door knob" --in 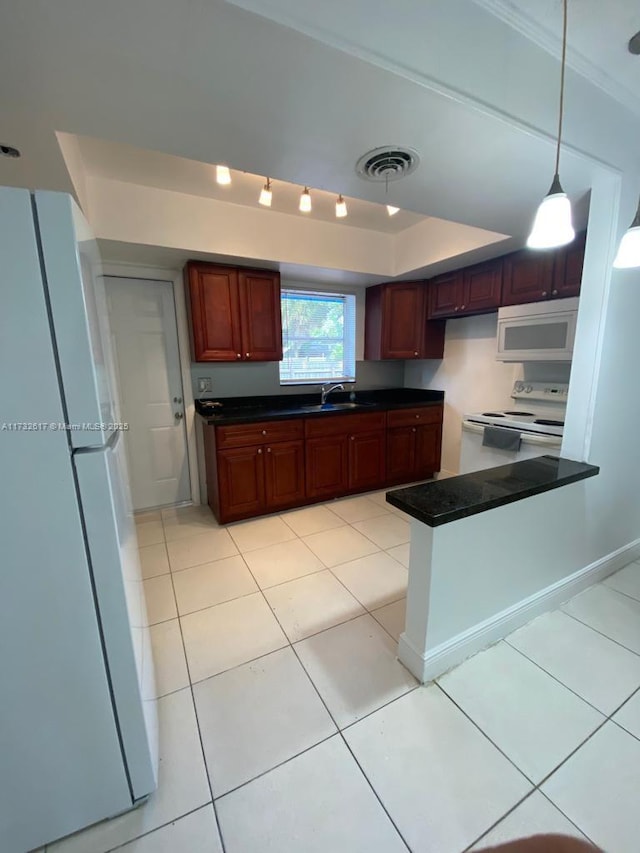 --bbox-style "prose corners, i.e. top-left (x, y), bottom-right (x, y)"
top-left (174, 412), bottom-right (184, 420)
